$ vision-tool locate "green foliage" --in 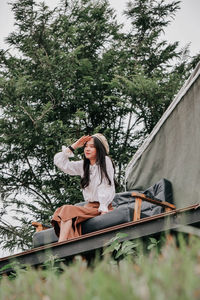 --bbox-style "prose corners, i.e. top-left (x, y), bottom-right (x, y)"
top-left (0, 0), bottom-right (199, 251)
top-left (103, 233), bottom-right (162, 261)
top-left (1, 235), bottom-right (200, 299)
top-left (0, 0), bottom-right (121, 250)
top-left (103, 232), bottom-right (140, 260)
top-left (147, 237), bottom-right (160, 250)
